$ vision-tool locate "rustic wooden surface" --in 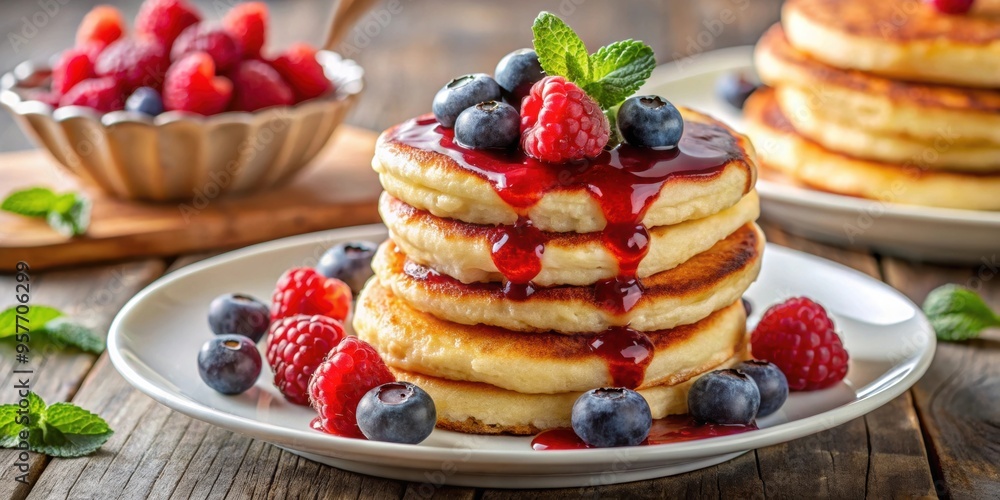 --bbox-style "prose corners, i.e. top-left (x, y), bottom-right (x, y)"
top-left (2, 0), bottom-right (998, 498)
